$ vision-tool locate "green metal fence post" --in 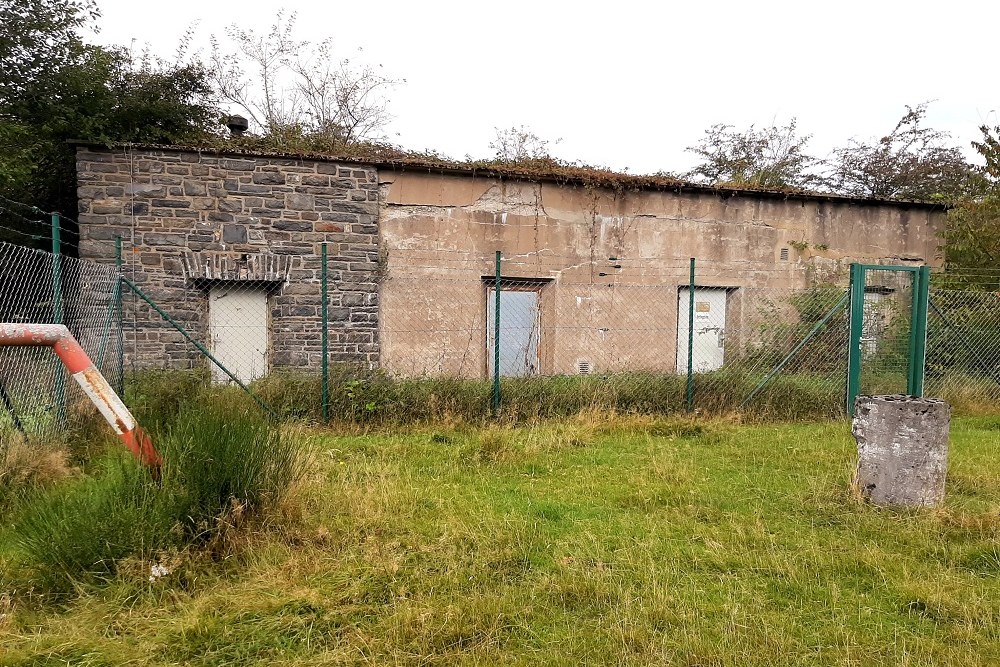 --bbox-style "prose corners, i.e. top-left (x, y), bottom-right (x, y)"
top-left (846, 263), bottom-right (865, 415)
top-left (52, 212), bottom-right (66, 424)
top-left (321, 242), bottom-right (330, 422)
top-left (906, 267), bottom-right (921, 394)
top-left (493, 251), bottom-right (502, 417)
top-left (907, 265), bottom-right (930, 397)
top-left (686, 257), bottom-right (695, 412)
top-left (115, 235), bottom-right (124, 396)
top-left (121, 276), bottom-right (278, 419)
